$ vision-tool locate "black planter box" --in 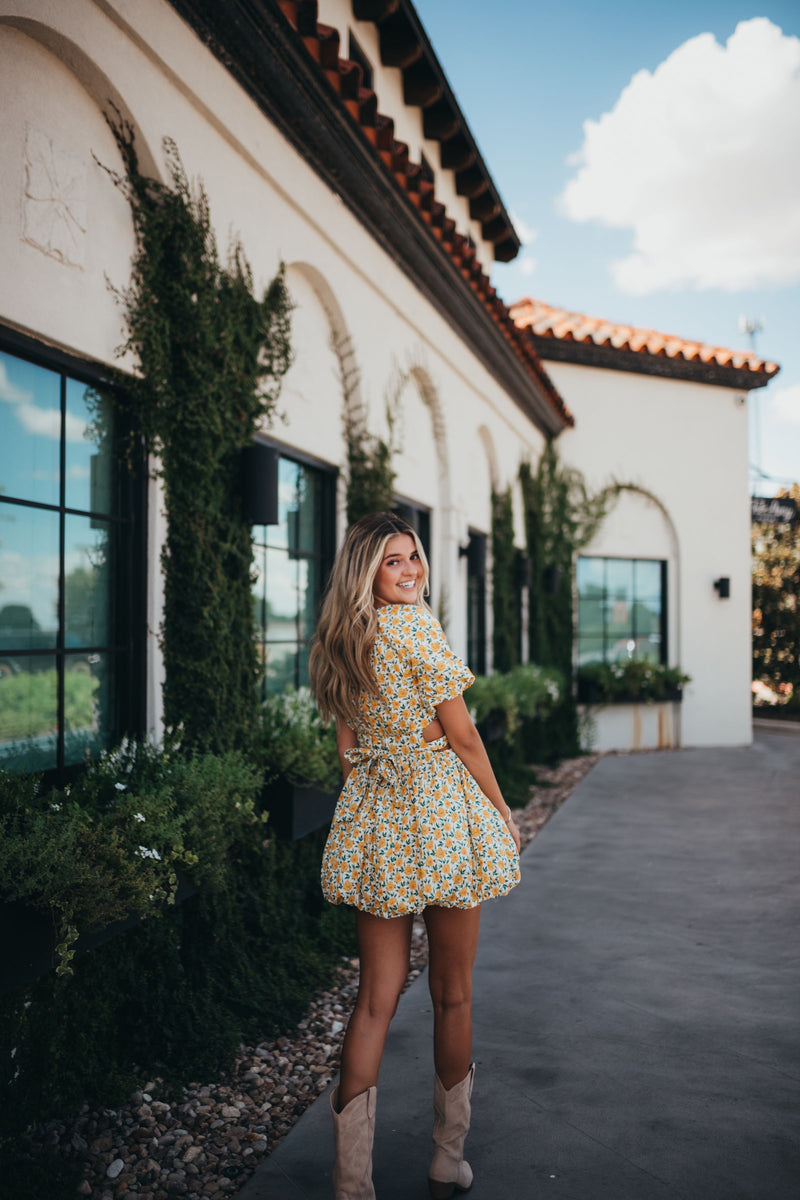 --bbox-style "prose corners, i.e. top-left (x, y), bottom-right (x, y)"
top-left (263, 776), bottom-right (340, 841)
top-left (0, 873), bottom-right (197, 996)
top-left (577, 679), bottom-right (683, 705)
